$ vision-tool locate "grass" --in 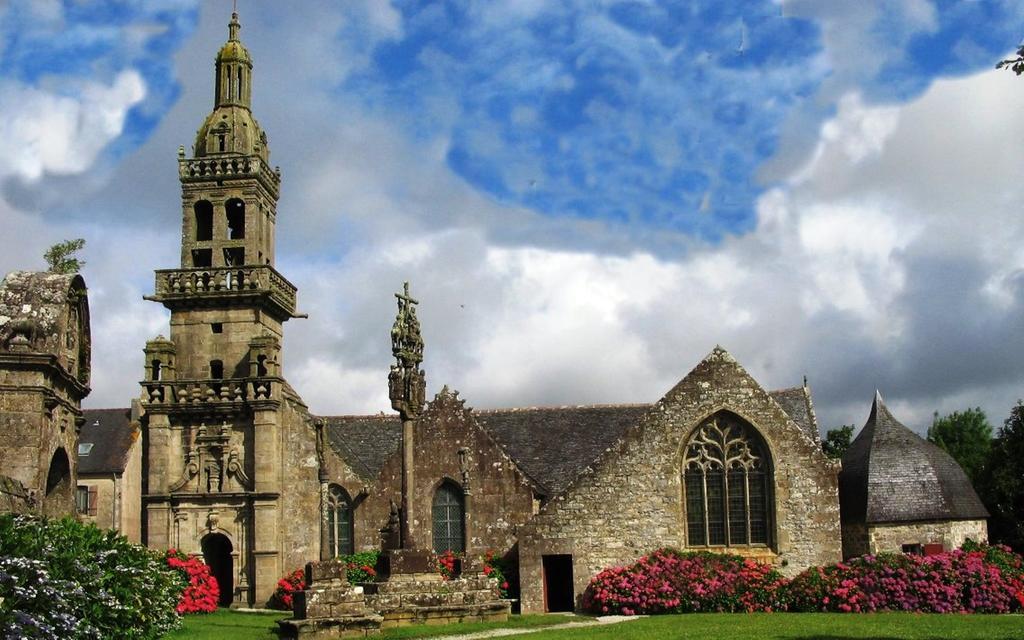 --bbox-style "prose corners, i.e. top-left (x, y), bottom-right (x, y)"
top-left (165, 610), bottom-right (1024, 640)
top-left (165, 609), bottom-right (282, 640)
top-left (508, 613), bottom-right (1024, 640)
